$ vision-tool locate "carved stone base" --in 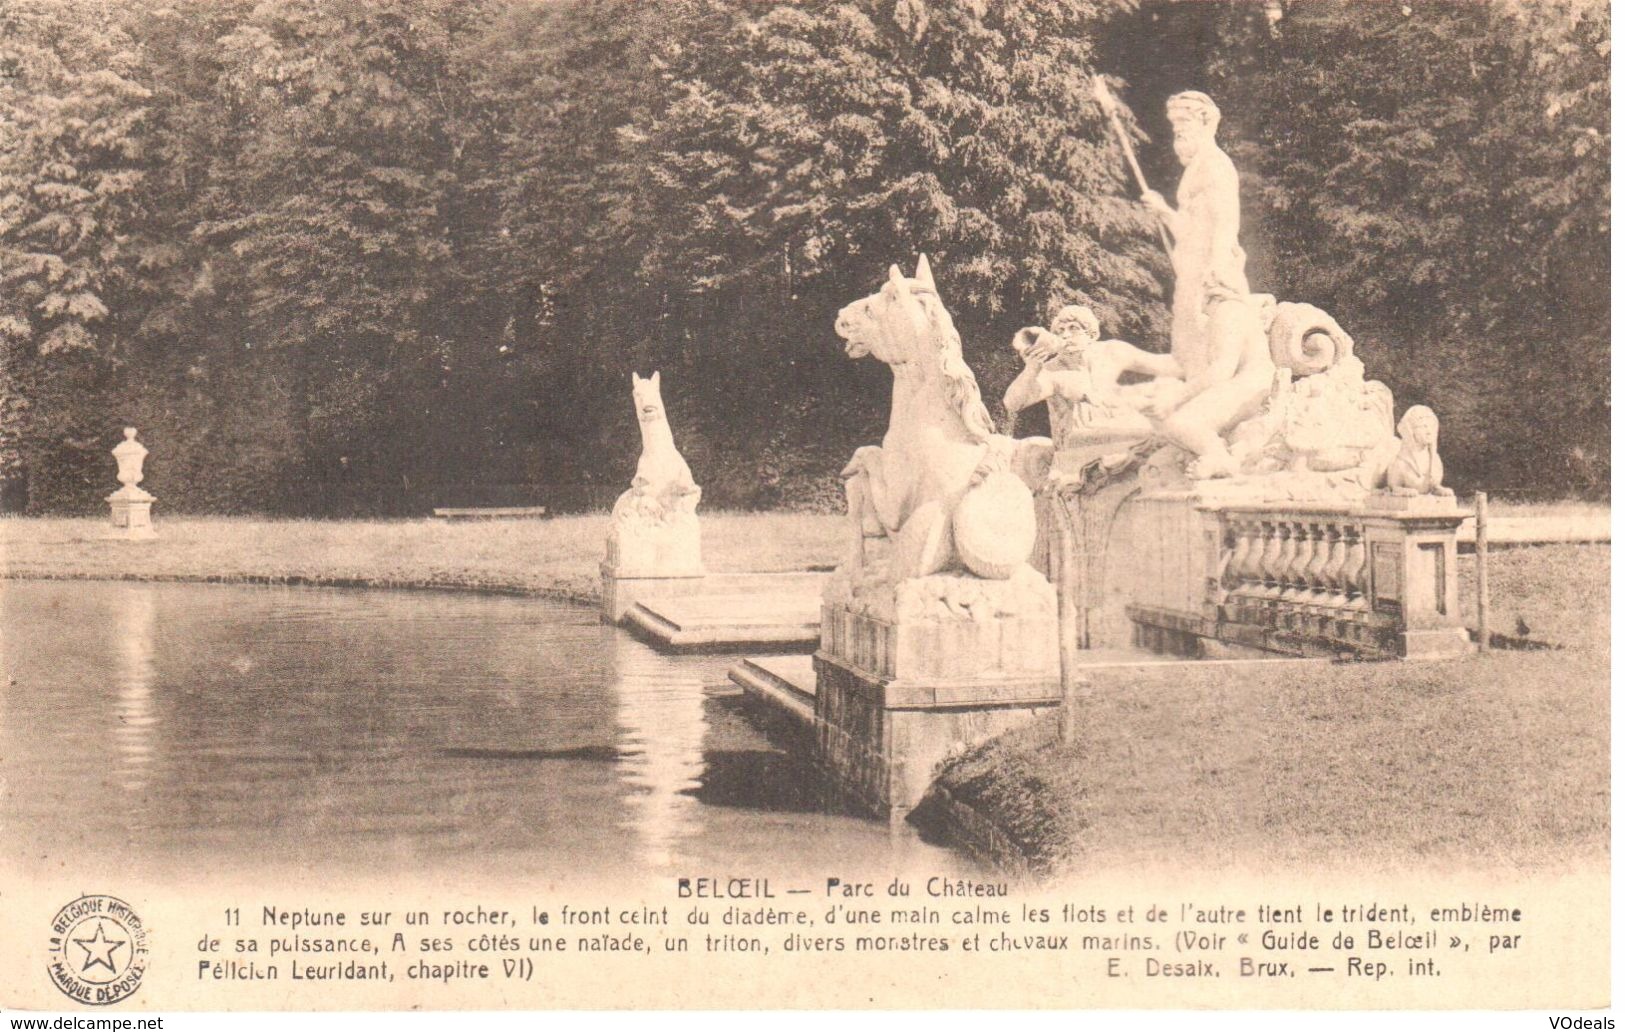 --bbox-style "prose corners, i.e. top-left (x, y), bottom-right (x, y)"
top-left (1361, 505), bottom-right (1471, 659)
top-left (821, 571), bottom-right (1059, 682)
top-left (604, 513), bottom-right (703, 575)
top-left (107, 488), bottom-right (156, 540)
top-left (599, 563), bottom-right (706, 624)
top-left (1364, 491), bottom-right (1459, 513)
top-left (602, 513), bottom-right (704, 622)
top-left (813, 652), bottom-right (1057, 822)
top-left (1111, 490), bottom-right (1213, 626)
top-left (814, 584), bottom-right (1060, 821)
